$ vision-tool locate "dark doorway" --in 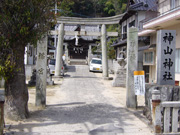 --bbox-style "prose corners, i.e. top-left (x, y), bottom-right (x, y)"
top-left (143, 66), bottom-right (149, 83)
top-left (68, 45), bottom-right (89, 59)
